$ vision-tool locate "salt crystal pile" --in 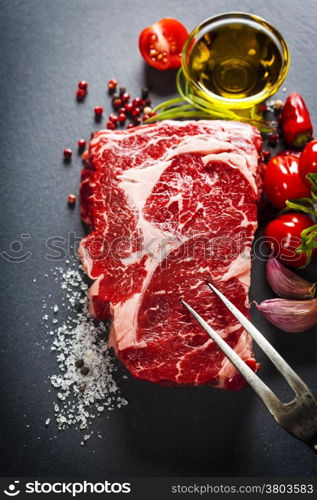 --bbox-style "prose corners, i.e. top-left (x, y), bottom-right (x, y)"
top-left (45, 264), bottom-right (128, 434)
